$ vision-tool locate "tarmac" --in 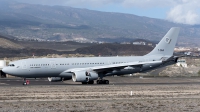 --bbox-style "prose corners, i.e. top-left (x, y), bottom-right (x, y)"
top-left (1, 76), bottom-right (200, 86)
